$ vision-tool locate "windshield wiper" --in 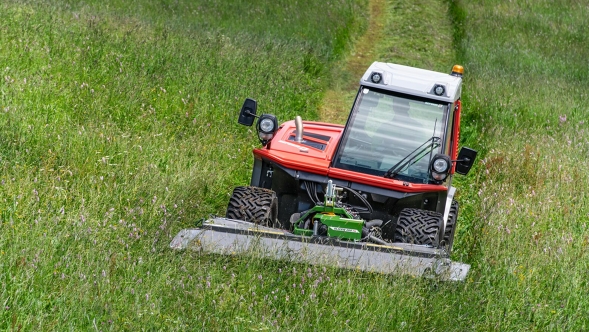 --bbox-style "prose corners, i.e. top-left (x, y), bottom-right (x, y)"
top-left (383, 137), bottom-right (441, 179)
